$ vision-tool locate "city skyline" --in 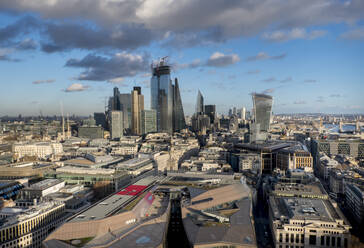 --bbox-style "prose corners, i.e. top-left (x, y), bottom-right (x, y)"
top-left (0, 1), bottom-right (364, 116)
